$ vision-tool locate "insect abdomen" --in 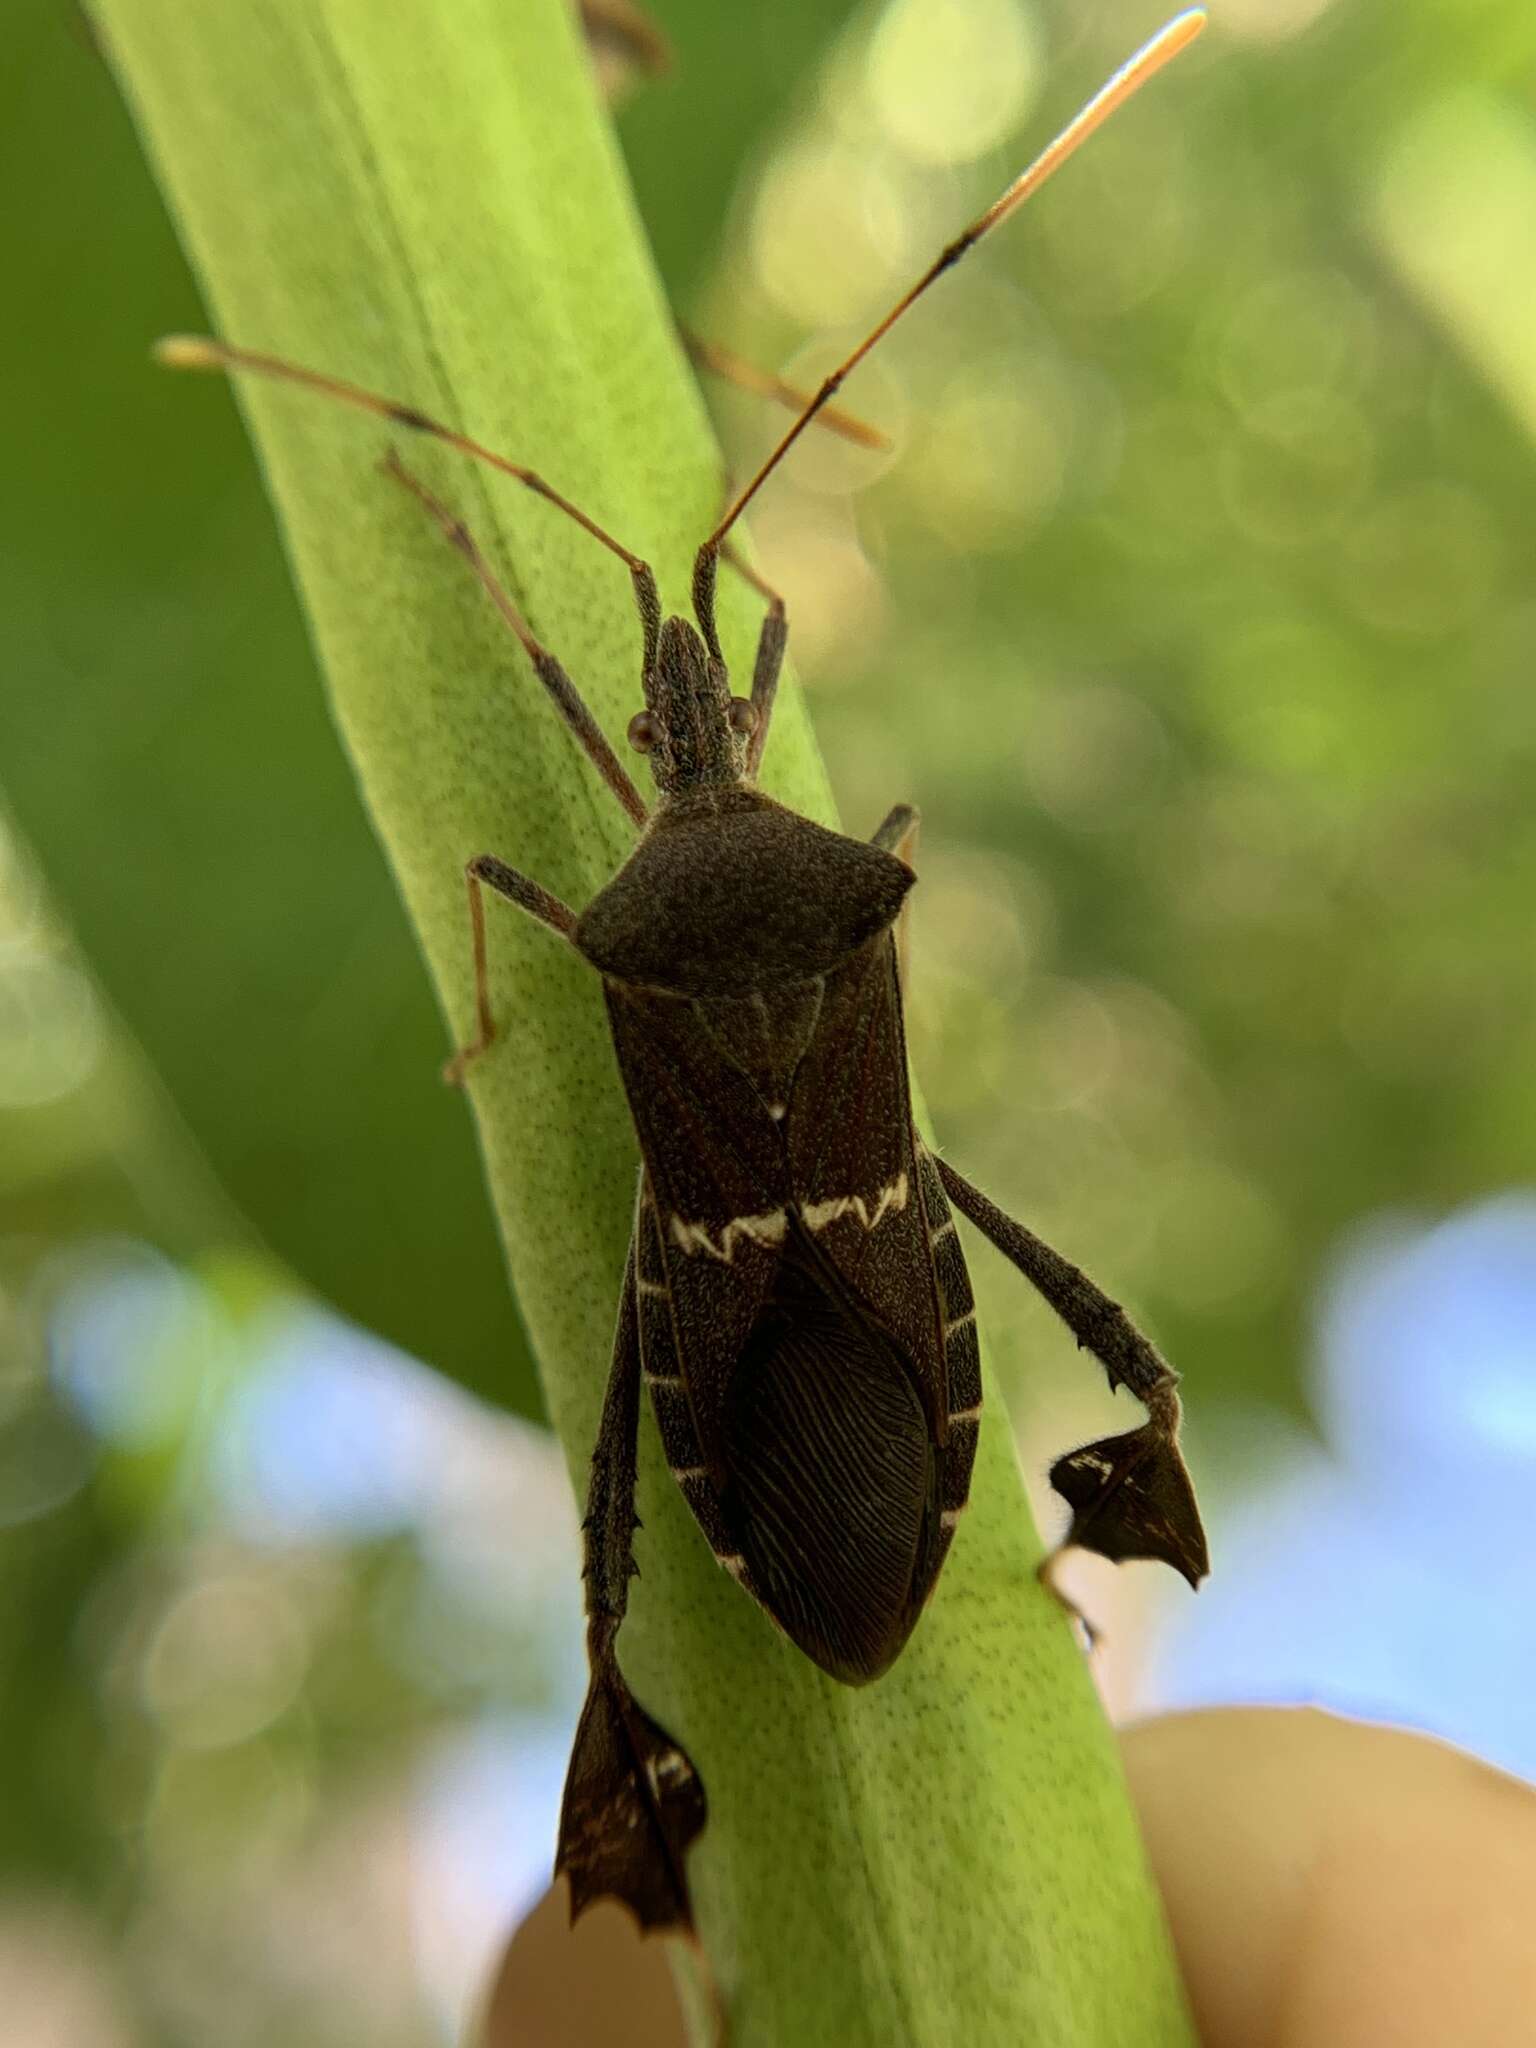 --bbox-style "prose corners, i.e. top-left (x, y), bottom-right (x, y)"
top-left (917, 1146), bottom-right (982, 1544)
